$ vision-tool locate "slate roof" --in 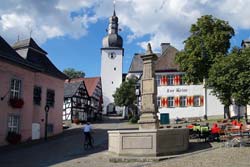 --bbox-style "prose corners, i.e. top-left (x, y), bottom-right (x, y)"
top-left (0, 36), bottom-right (40, 71)
top-left (128, 44), bottom-right (179, 73)
top-left (13, 38), bottom-right (47, 54)
top-left (12, 38), bottom-right (68, 80)
top-left (64, 82), bottom-right (82, 98)
top-left (65, 77), bottom-right (101, 97)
